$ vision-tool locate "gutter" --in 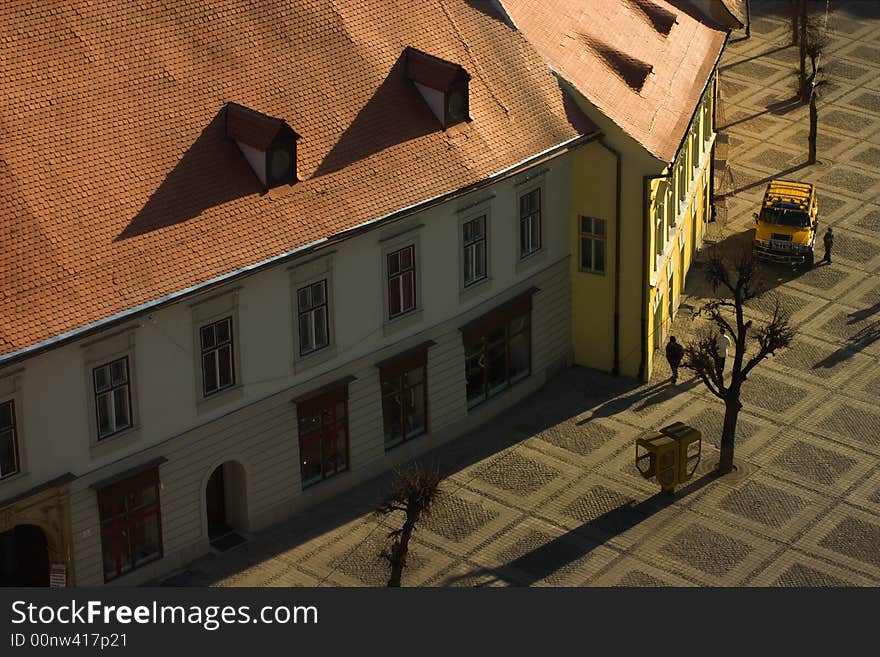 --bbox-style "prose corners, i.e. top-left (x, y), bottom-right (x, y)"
top-left (595, 138), bottom-right (622, 375)
top-left (0, 131), bottom-right (600, 369)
